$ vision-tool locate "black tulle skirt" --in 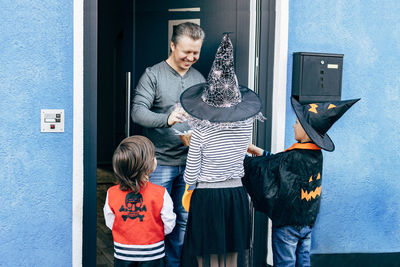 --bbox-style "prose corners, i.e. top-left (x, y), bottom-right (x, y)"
top-left (181, 185), bottom-right (250, 265)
